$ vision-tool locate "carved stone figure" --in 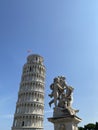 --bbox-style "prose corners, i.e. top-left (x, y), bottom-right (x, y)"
top-left (49, 76), bottom-right (73, 108)
top-left (49, 76), bottom-right (67, 107)
top-left (48, 76), bottom-right (82, 130)
top-left (48, 76), bottom-right (78, 116)
top-left (64, 85), bottom-right (74, 107)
